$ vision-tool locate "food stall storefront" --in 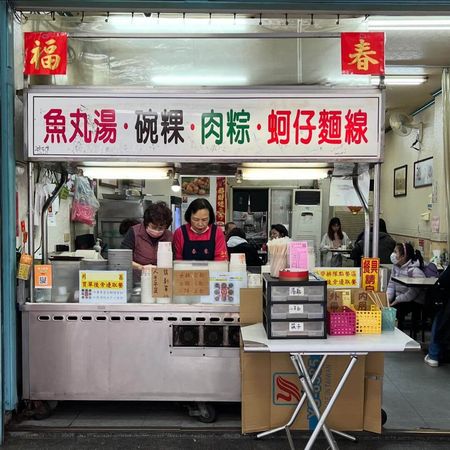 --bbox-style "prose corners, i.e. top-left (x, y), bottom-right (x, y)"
top-left (21, 86), bottom-right (384, 426)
